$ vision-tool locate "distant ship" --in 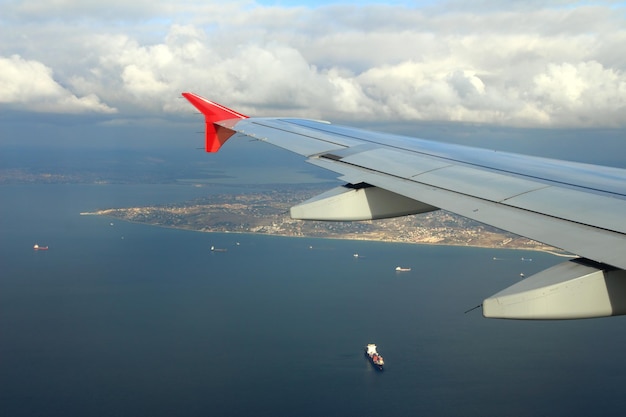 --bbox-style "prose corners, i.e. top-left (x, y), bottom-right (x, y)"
top-left (33, 244), bottom-right (49, 251)
top-left (395, 266), bottom-right (411, 272)
top-left (364, 344), bottom-right (384, 370)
